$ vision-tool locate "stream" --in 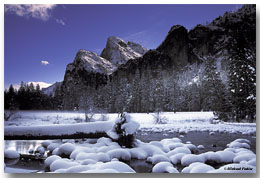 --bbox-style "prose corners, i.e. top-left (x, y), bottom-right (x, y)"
top-left (4, 131), bottom-right (256, 173)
